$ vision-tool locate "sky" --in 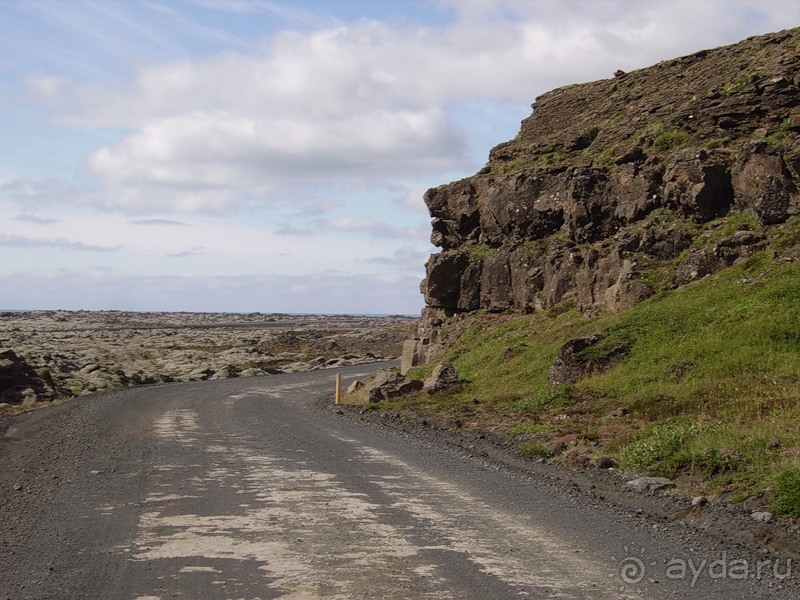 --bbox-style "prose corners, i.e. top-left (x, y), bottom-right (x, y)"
top-left (0, 1), bottom-right (798, 314)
